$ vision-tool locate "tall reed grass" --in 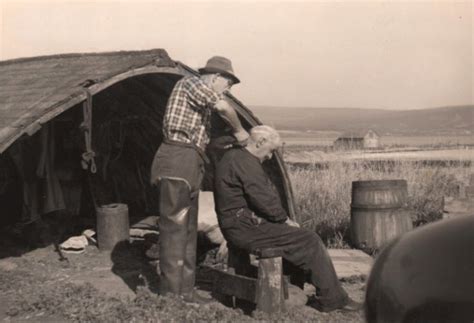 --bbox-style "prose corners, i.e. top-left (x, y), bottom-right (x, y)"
top-left (288, 160), bottom-right (472, 248)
